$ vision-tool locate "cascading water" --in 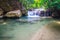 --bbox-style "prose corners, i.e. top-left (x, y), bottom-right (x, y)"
top-left (27, 9), bottom-right (41, 21)
top-left (27, 8), bottom-right (45, 21)
top-left (27, 8), bottom-right (45, 17)
top-left (27, 10), bottom-right (40, 17)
